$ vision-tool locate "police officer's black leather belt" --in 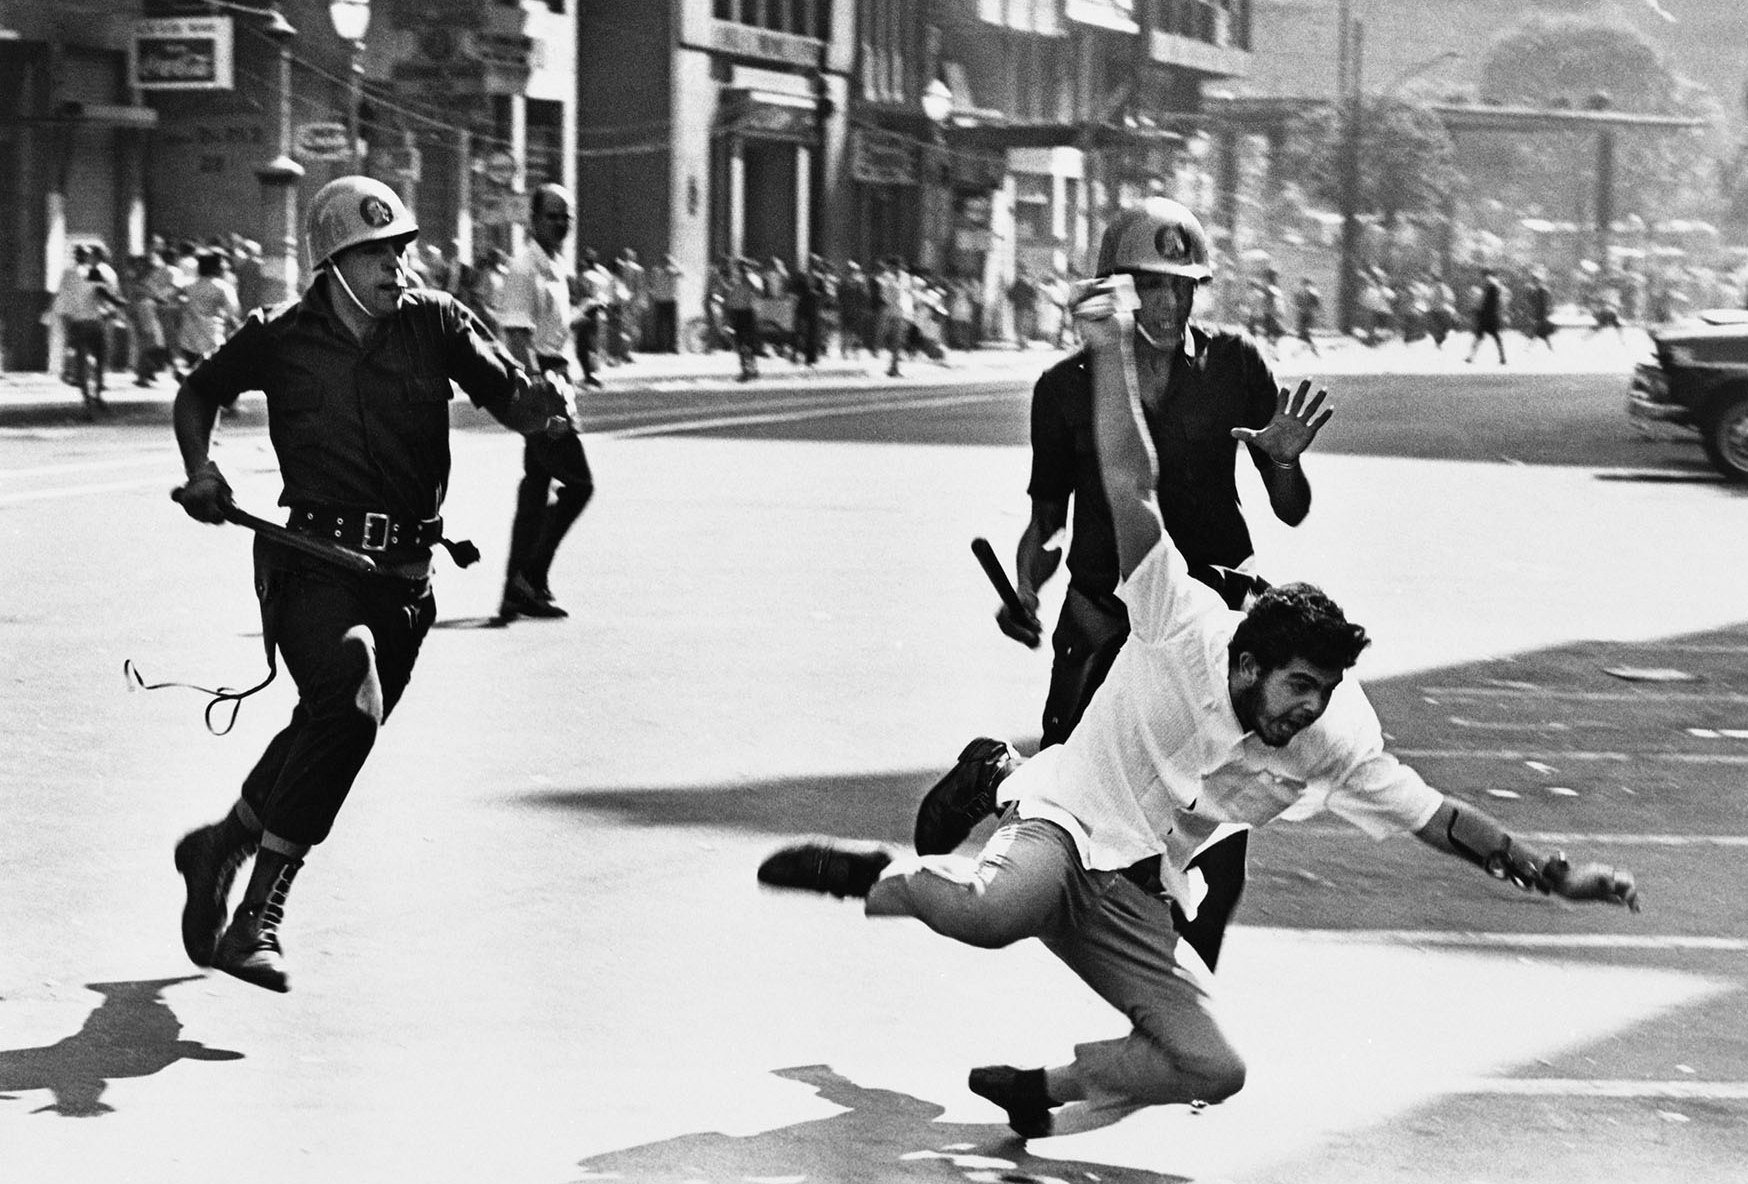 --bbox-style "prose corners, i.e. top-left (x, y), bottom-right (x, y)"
top-left (286, 505), bottom-right (481, 568)
top-left (288, 505), bottom-right (443, 551)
